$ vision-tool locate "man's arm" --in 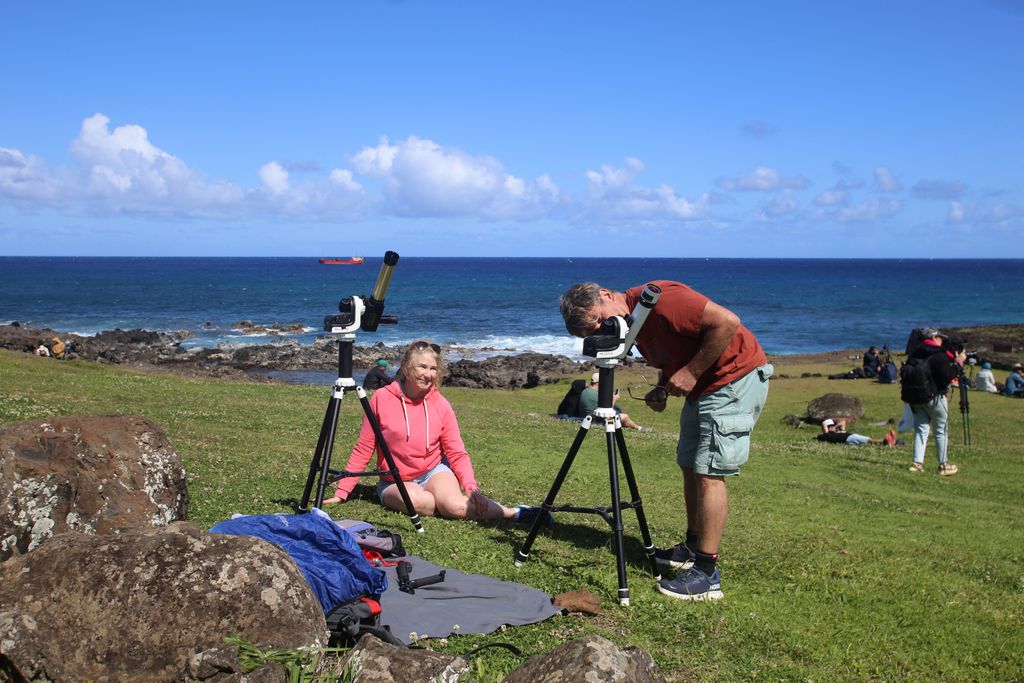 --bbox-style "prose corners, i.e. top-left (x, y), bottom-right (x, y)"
top-left (663, 300), bottom-right (740, 397)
